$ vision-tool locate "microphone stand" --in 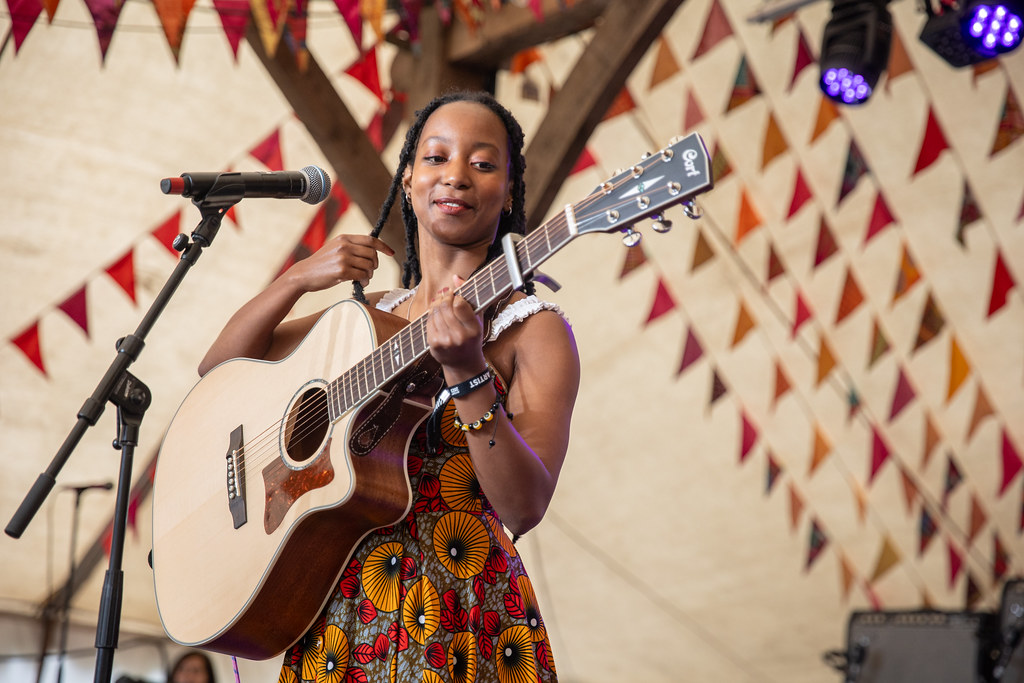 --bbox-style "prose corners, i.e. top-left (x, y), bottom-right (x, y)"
top-left (5, 185), bottom-right (244, 683)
